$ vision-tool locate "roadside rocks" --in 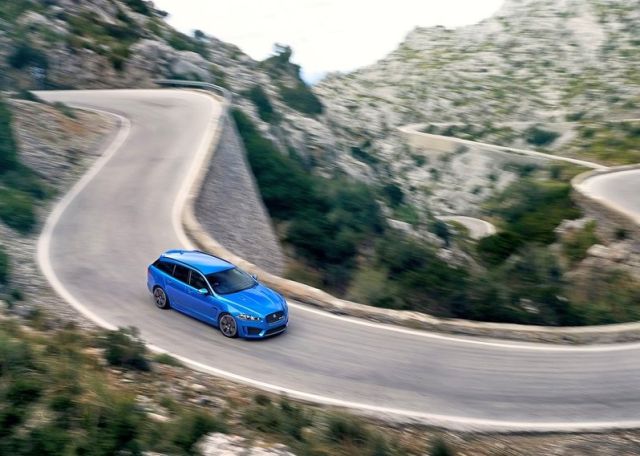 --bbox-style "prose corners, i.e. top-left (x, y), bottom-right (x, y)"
top-left (197, 433), bottom-right (296, 456)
